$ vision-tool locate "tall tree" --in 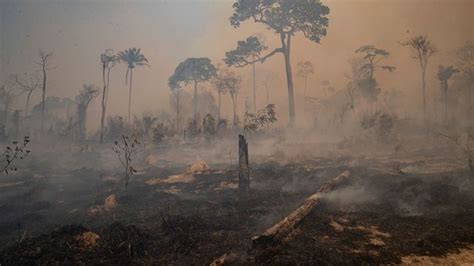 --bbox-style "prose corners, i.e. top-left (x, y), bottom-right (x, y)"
top-left (296, 61), bottom-right (314, 115)
top-left (168, 58), bottom-right (217, 125)
top-left (355, 45), bottom-right (395, 104)
top-left (13, 73), bottom-right (40, 118)
top-left (100, 49), bottom-right (117, 143)
top-left (225, 36), bottom-right (267, 112)
top-left (223, 69), bottom-right (242, 127)
top-left (230, 0), bottom-right (330, 126)
top-left (401, 35), bottom-right (436, 127)
top-left (437, 65), bottom-right (459, 124)
top-left (455, 42), bottom-right (474, 120)
top-left (117, 48), bottom-right (149, 127)
top-left (211, 67), bottom-right (230, 120)
top-left (35, 50), bottom-right (54, 134)
top-left (75, 84), bottom-right (99, 141)
top-left (296, 61), bottom-right (314, 99)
